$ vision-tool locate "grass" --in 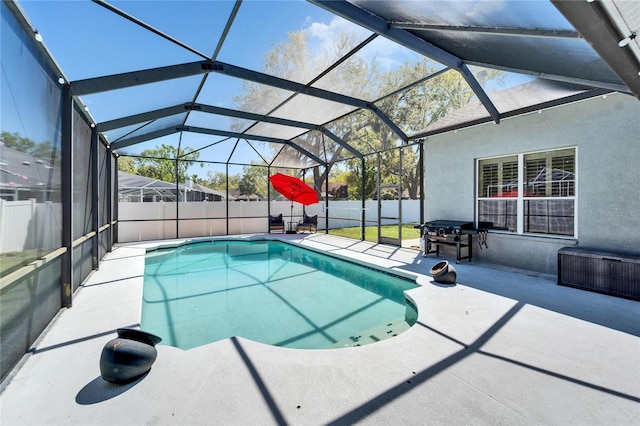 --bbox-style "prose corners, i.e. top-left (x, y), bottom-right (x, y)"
top-left (0, 249), bottom-right (50, 279)
top-left (328, 224), bottom-right (421, 242)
